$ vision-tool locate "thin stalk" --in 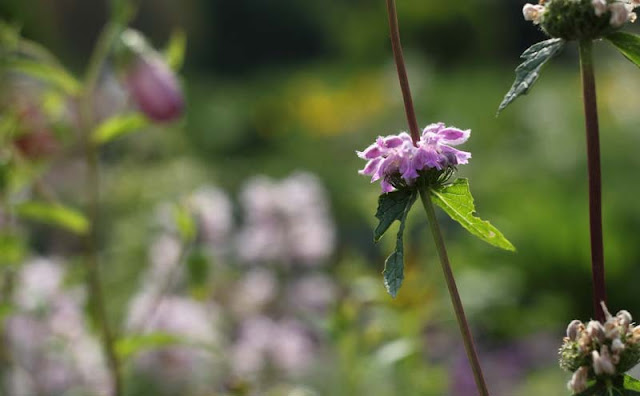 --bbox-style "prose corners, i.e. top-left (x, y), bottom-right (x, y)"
top-left (385, 0), bottom-right (420, 144)
top-left (384, 1), bottom-right (490, 394)
top-left (578, 40), bottom-right (606, 323)
top-left (419, 187), bottom-right (490, 396)
top-left (79, 22), bottom-right (123, 396)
